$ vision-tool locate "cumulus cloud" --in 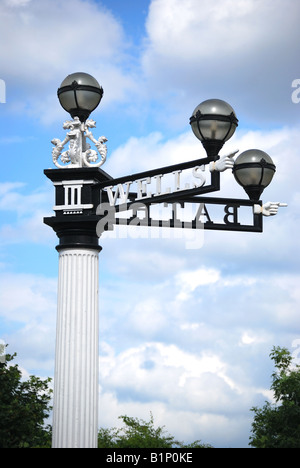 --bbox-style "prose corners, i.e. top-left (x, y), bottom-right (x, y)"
top-left (100, 342), bottom-right (235, 404)
top-left (1, 0), bottom-right (299, 129)
top-left (4, 0), bottom-right (32, 6)
top-left (99, 341), bottom-right (270, 446)
top-left (96, 250), bottom-right (300, 446)
top-left (0, 0), bottom-right (123, 81)
top-left (105, 130), bottom-right (200, 175)
top-left (0, 181), bottom-right (55, 245)
top-left (0, 0), bottom-right (138, 123)
top-left (0, 271), bottom-right (57, 374)
top-left (175, 267), bottom-right (220, 301)
top-left (142, 0), bottom-right (300, 126)
top-left (0, 271), bottom-right (56, 322)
